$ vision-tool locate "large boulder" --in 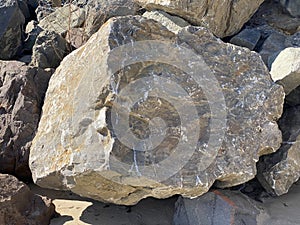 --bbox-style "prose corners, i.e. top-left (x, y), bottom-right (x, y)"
top-left (257, 105), bottom-right (300, 196)
top-left (0, 174), bottom-right (55, 225)
top-left (0, 61), bottom-right (53, 180)
top-left (30, 16), bottom-right (284, 205)
top-left (0, 0), bottom-right (25, 60)
top-left (134, 0), bottom-right (264, 38)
